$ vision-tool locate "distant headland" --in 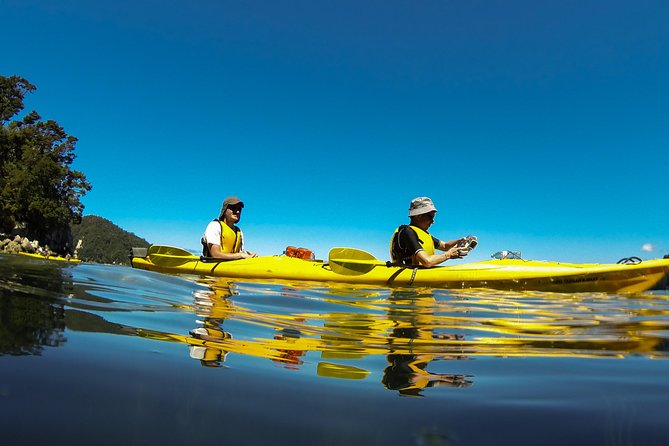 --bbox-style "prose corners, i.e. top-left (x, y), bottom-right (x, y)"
top-left (1, 215), bottom-right (149, 265)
